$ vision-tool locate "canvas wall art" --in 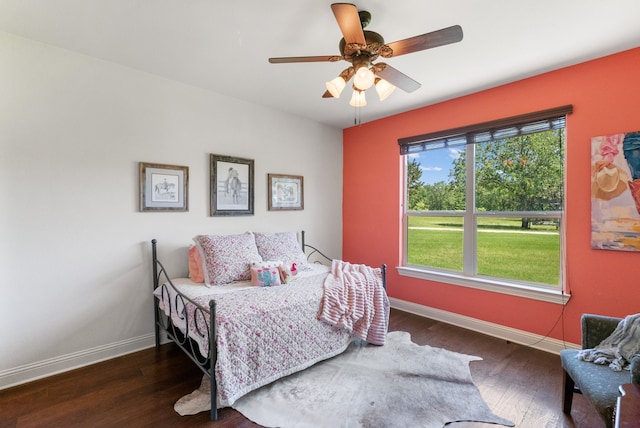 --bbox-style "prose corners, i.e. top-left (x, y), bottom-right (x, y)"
top-left (591, 131), bottom-right (640, 251)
